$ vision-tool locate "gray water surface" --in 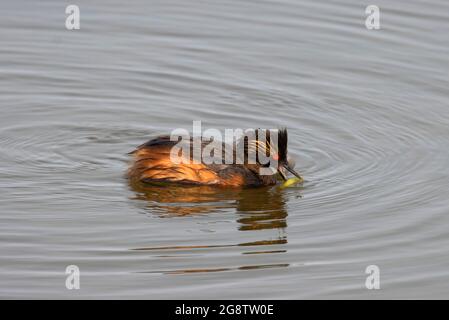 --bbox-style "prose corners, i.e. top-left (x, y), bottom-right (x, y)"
top-left (1, 0), bottom-right (449, 299)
